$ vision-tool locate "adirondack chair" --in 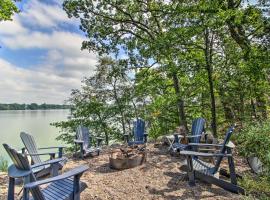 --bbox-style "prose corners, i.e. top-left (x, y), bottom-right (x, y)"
top-left (180, 126), bottom-right (245, 194)
top-left (125, 118), bottom-right (147, 146)
top-left (3, 144), bottom-right (88, 200)
top-left (172, 117), bottom-right (206, 152)
top-left (74, 125), bottom-right (102, 158)
top-left (20, 132), bottom-right (66, 178)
